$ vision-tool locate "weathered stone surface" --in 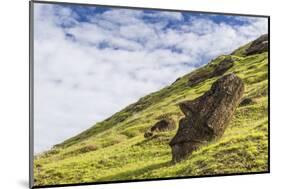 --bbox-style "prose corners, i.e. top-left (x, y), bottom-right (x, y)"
top-left (239, 97), bottom-right (255, 106)
top-left (188, 70), bottom-right (212, 87)
top-left (151, 119), bottom-right (176, 132)
top-left (144, 118), bottom-right (176, 138)
top-left (144, 131), bottom-right (153, 138)
top-left (188, 57), bottom-right (234, 87)
top-left (212, 57), bottom-right (234, 76)
top-left (245, 34), bottom-right (268, 56)
top-left (172, 77), bottom-right (182, 85)
top-left (170, 73), bottom-right (244, 163)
